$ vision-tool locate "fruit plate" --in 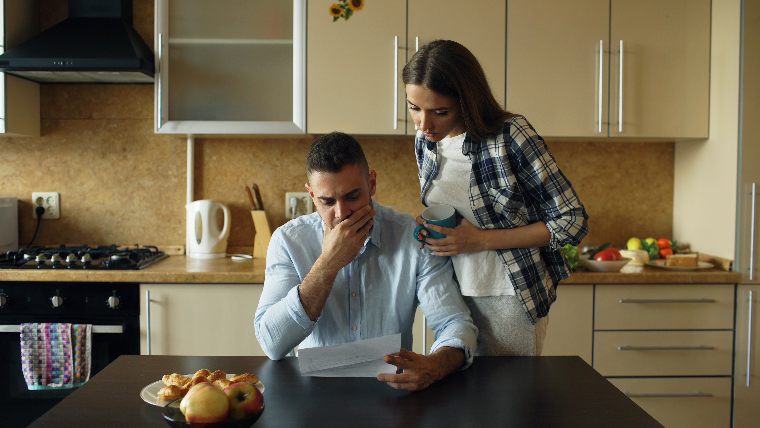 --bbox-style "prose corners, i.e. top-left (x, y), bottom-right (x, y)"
top-left (580, 257), bottom-right (631, 272)
top-left (646, 259), bottom-right (714, 271)
top-left (161, 398), bottom-right (264, 428)
top-left (140, 375), bottom-right (265, 407)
